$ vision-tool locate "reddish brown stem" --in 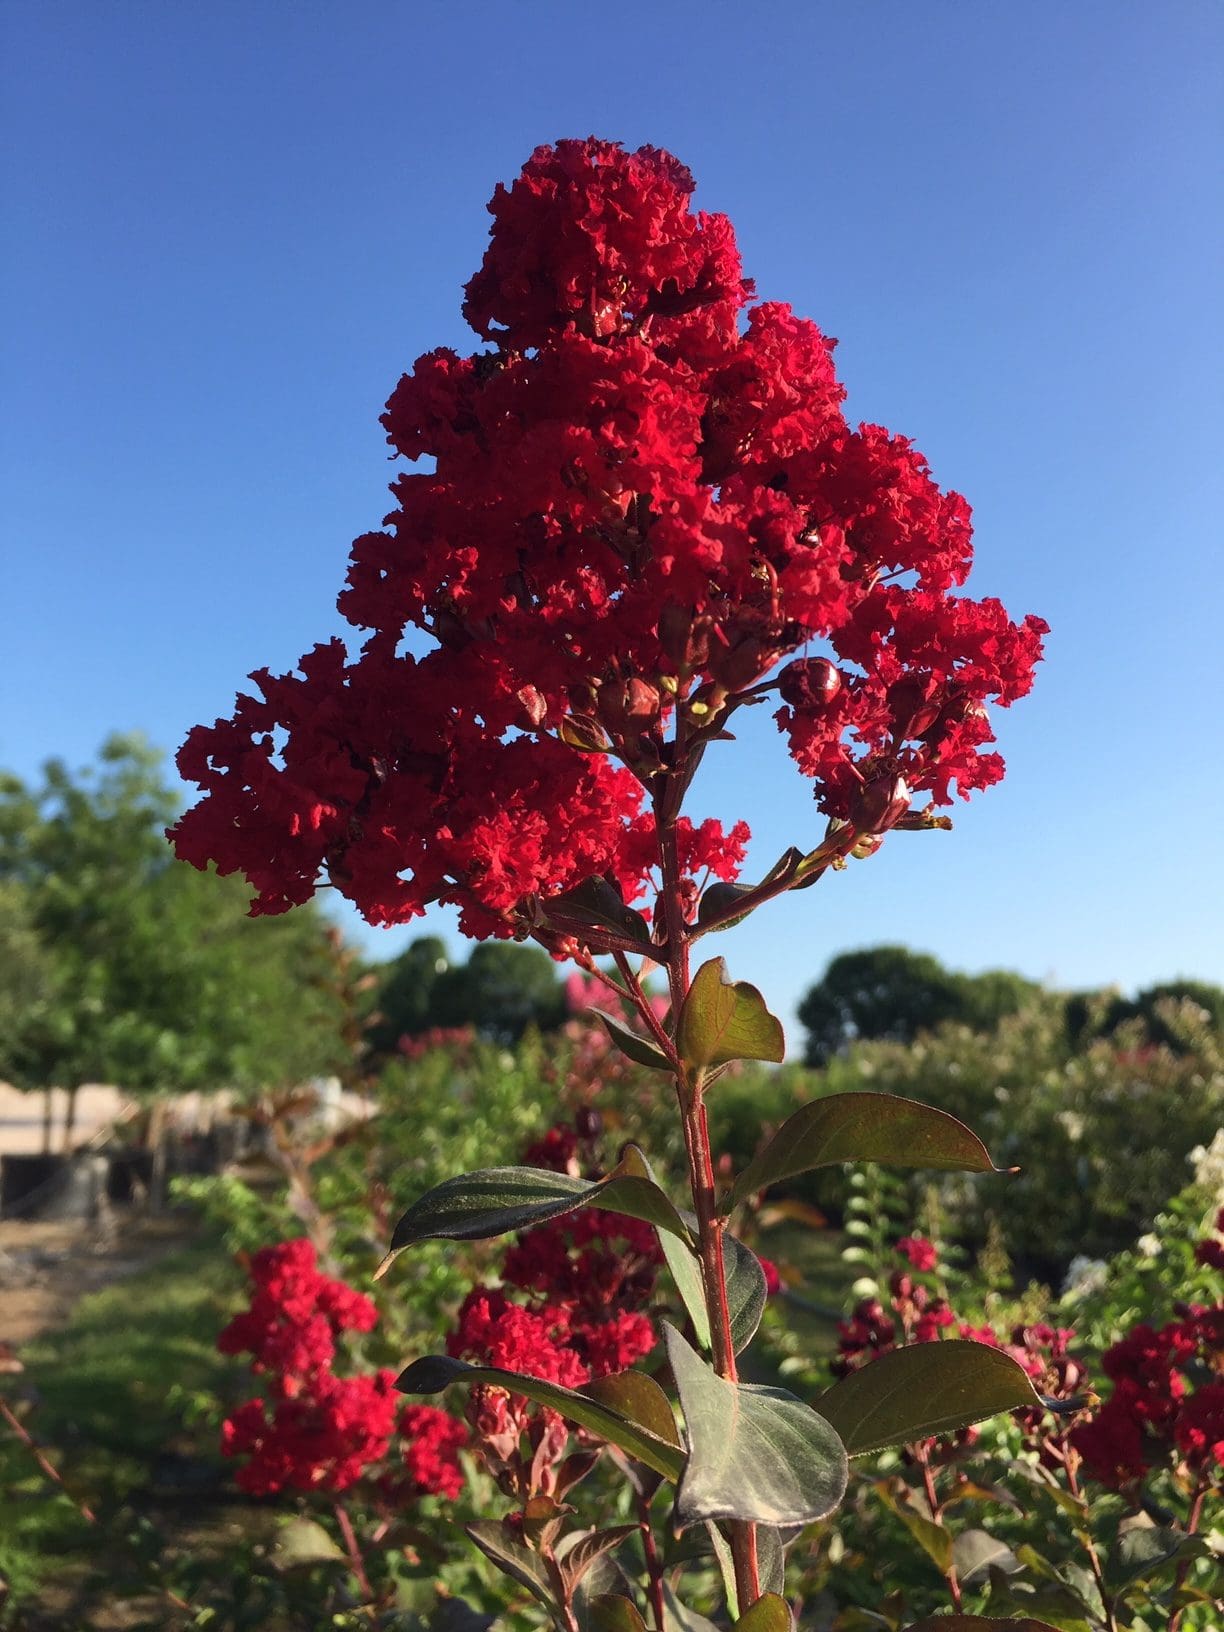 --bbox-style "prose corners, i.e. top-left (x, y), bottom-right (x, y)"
top-left (1, 1393), bottom-right (98, 1524)
top-left (1168, 1478), bottom-right (1209, 1632)
top-left (916, 1447), bottom-right (961, 1611)
top-left (639, 1492), bottom-right (669, 1632)
top-left (1064, 1452), bottom-right (1117, 1632)
top-left (650, 782), bottom-right (761, 1611)
top-left (333, 1500), bottom-right (374, 1606)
